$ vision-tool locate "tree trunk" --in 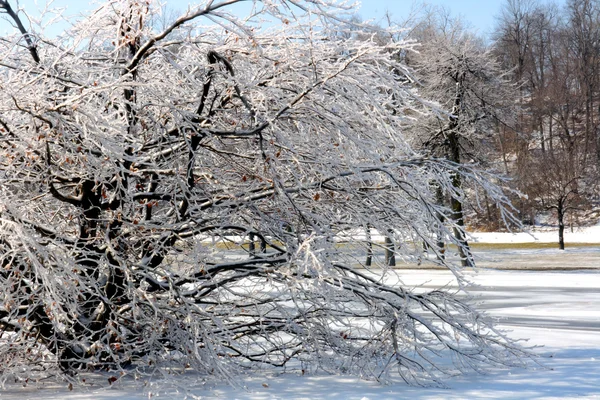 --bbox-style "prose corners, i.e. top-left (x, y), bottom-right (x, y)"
top-left (447, 75), bottom-right (473, 268)
top-left (498, 124), bottom-right (510, 175)
top-left (435, 185), bottom-right (446, 261)
top-left (365, 225), bottom-right (373, 267)
top-left (557, 201), bottom-right (565, 250)
top-left (451, 194), bottom-right (473, 267)
top-left (448, 131), bottom-right (473, 268)
top-left (596, 108), bottom-right (600, 169)
top-left (260, 236), bottom-right (267, 254)
top-left (549, 115), bottom-right (554, 153)
top-left (249, 232), bottom-right (256, 257)
top-left (540, 117), bottom-right (545, 153)
top-left (385, 230), bottom-right (396, 267)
